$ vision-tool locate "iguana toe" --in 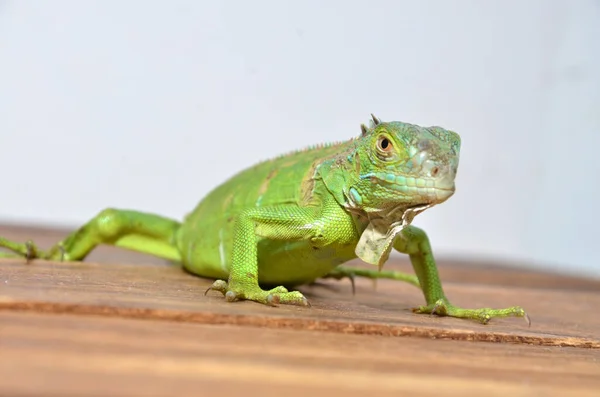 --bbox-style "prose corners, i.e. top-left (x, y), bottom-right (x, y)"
top-left (204, 279), bottom-right (228, 296)
top-left (268, 286), bottom-right (289, 294)
top-left (269, 290), bottom-right (310, 307)
top-left (225, 290), bottom-right (238, 302)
